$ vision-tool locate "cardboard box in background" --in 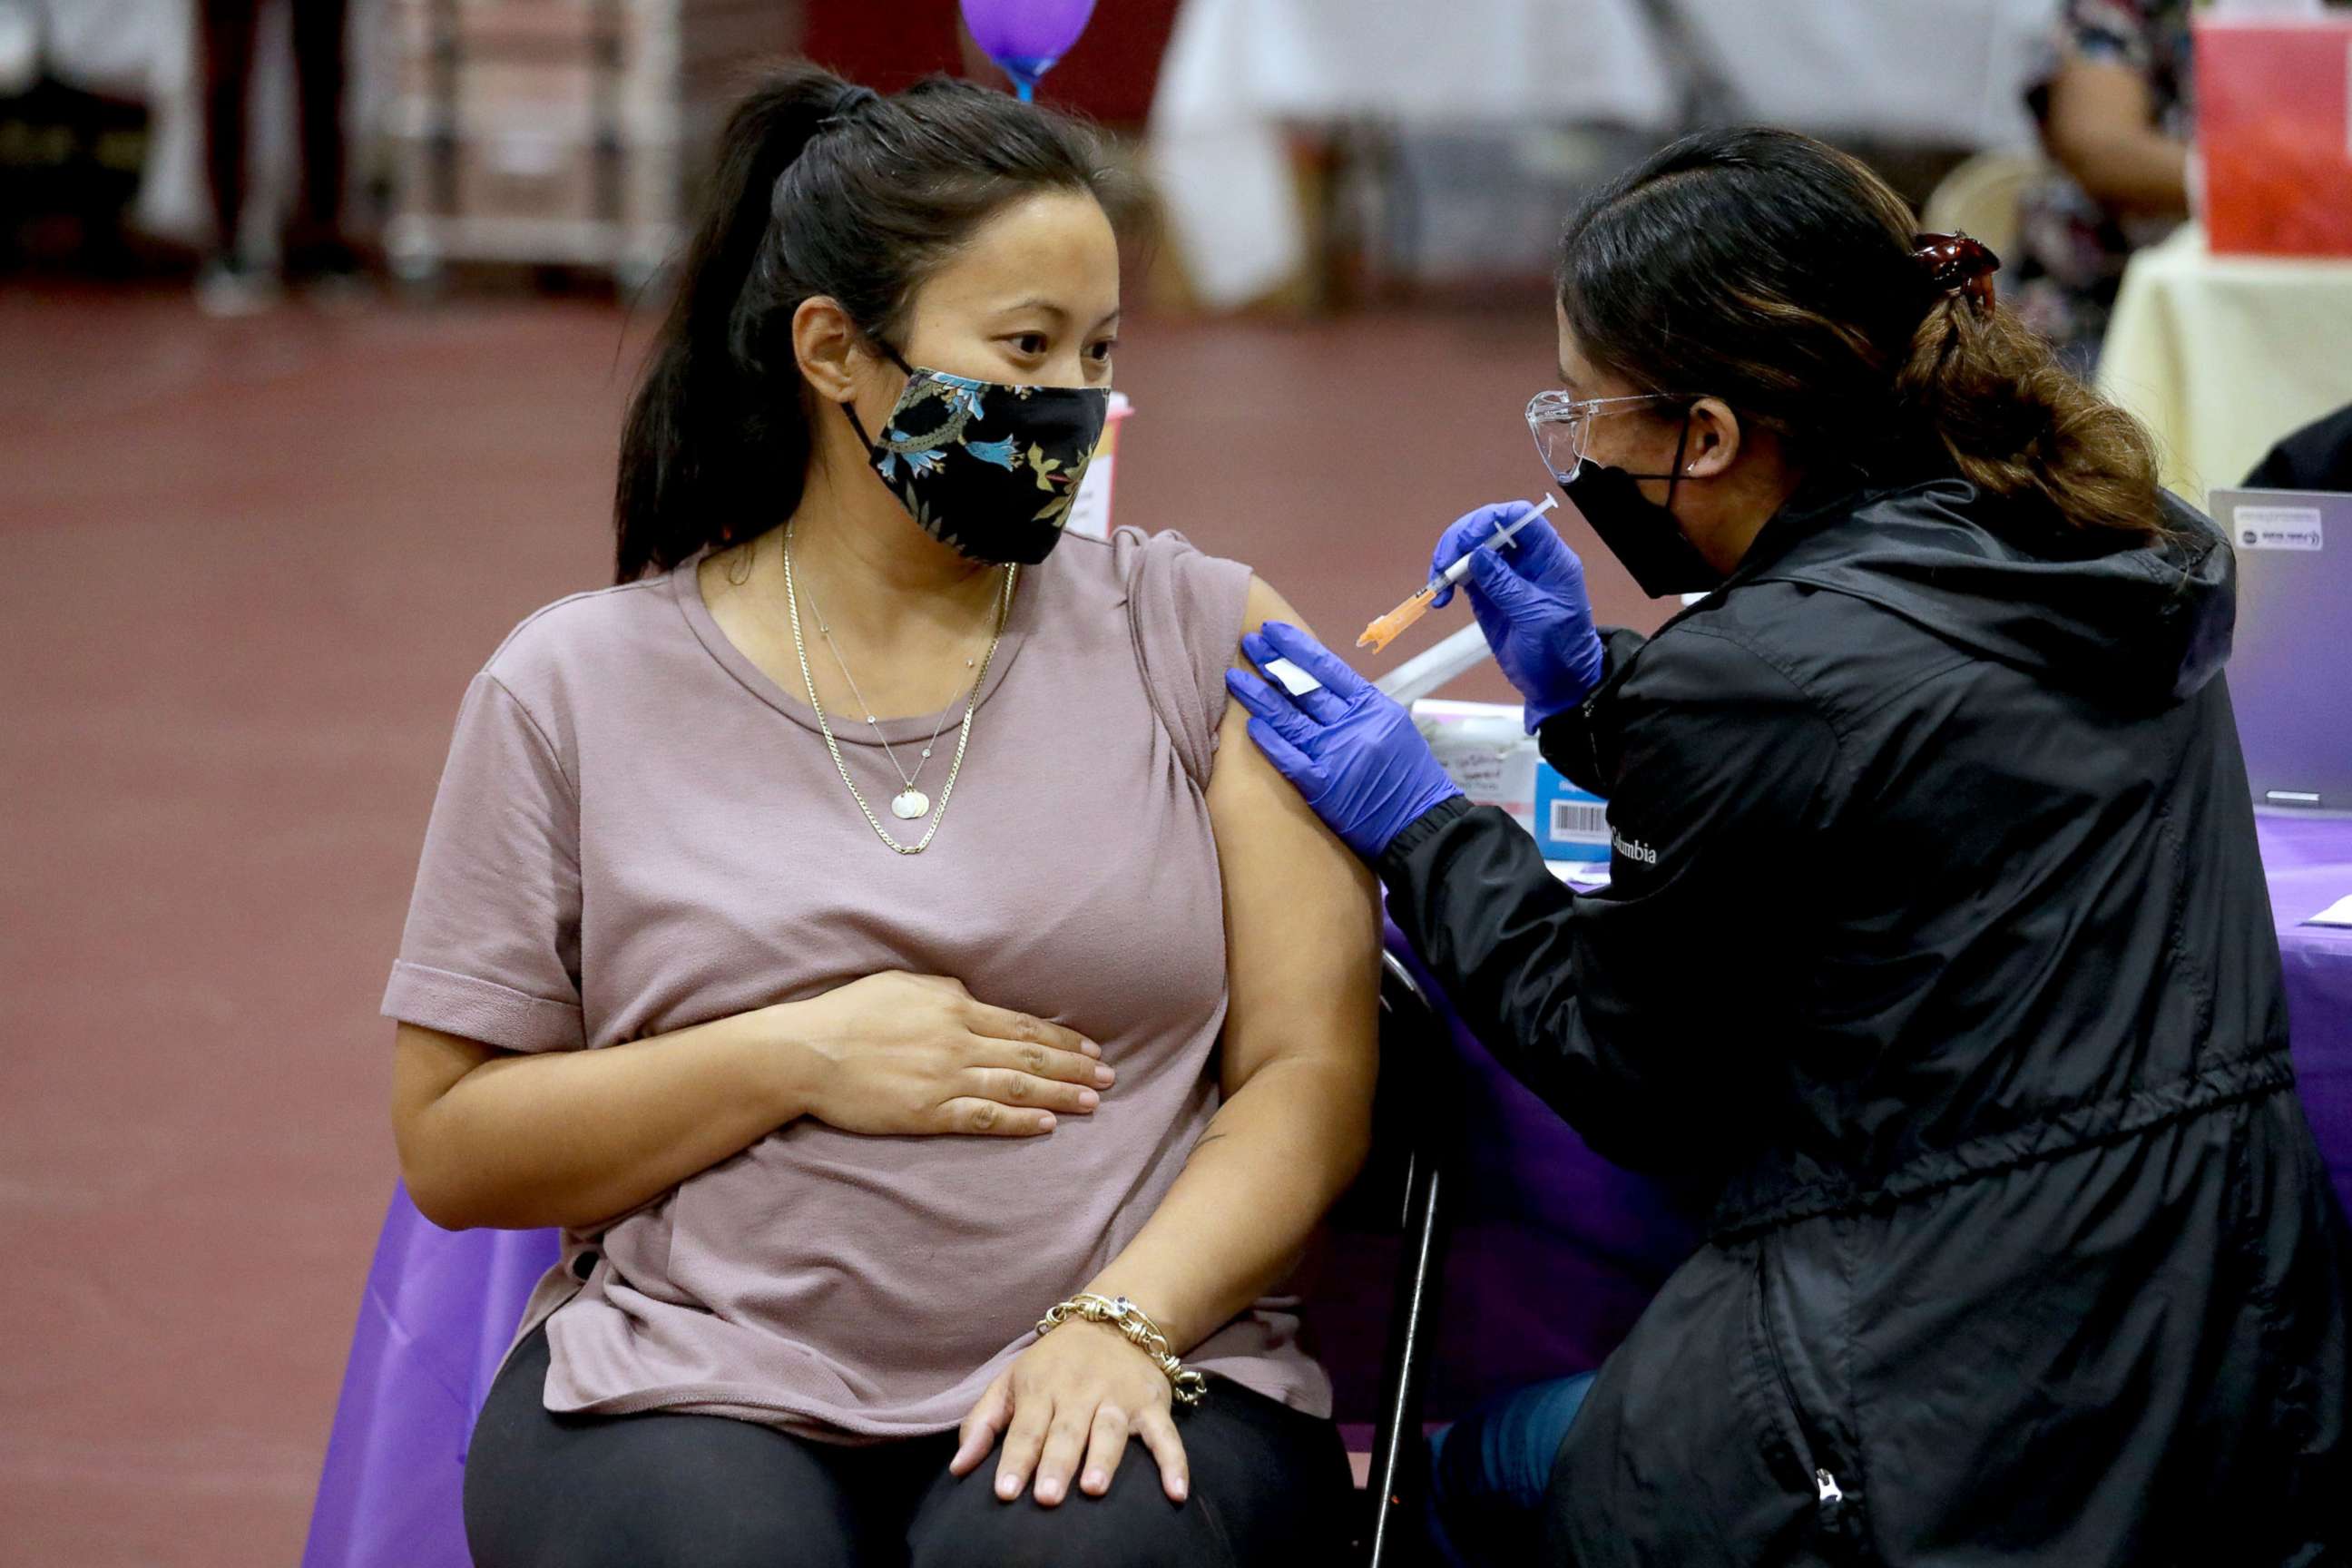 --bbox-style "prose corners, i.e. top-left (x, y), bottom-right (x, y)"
top-left (1063, 393), bottom-right (1133, 541)
top-left (1414, 700), bottom-right (1540, 837)
top-left (2196, 15), bottom-right (2352, 258)
top-left (1534, 765), bottom-right (1612, 863)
